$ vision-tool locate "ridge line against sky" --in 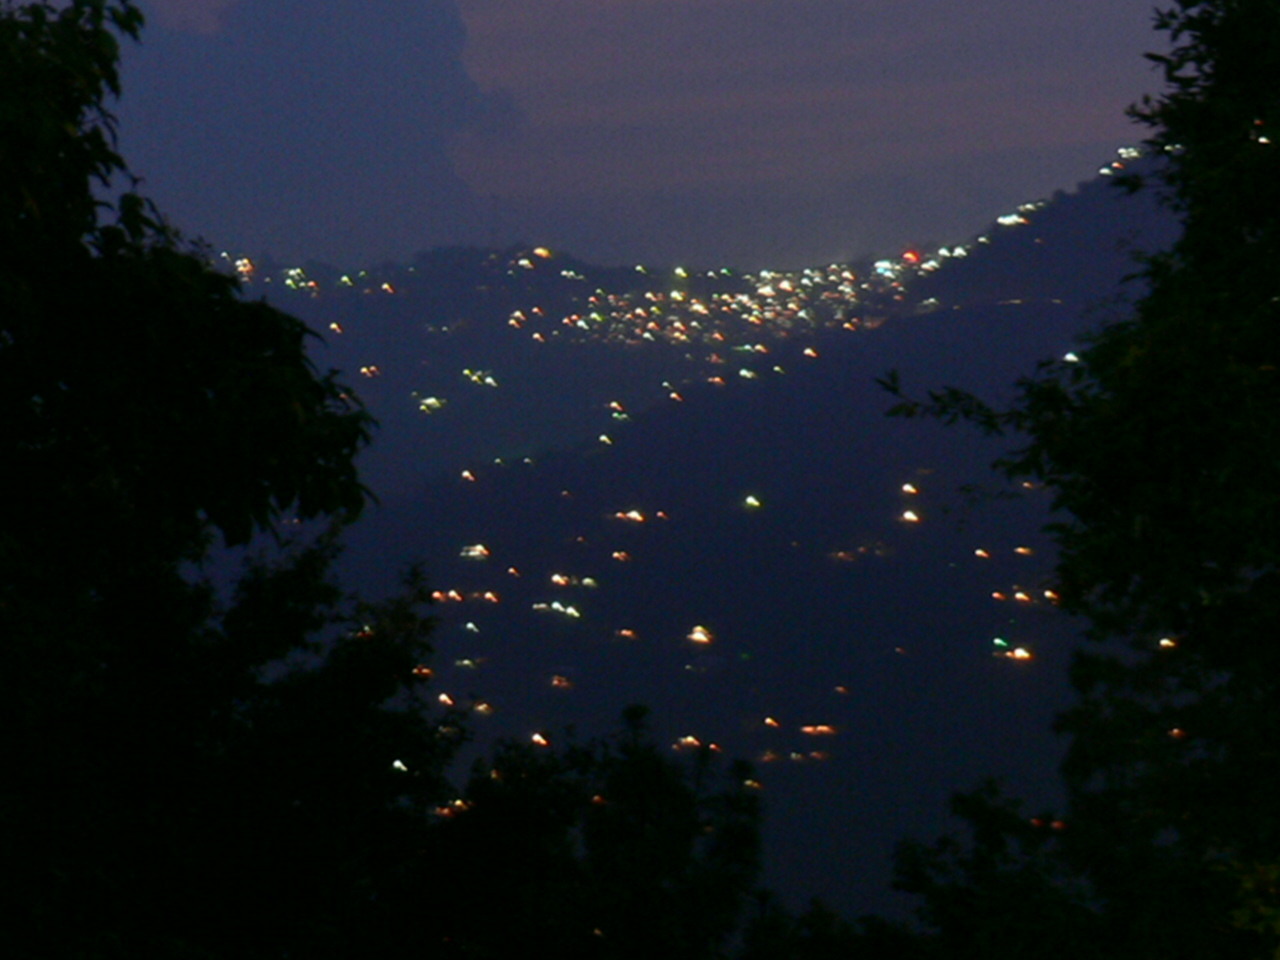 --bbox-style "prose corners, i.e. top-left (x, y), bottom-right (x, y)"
top-left (124, 0), bottom-right (1163, 270)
